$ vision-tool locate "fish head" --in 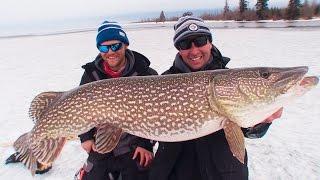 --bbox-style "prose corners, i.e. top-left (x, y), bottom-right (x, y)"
top-left (209, 66), bottom-right (318, 128)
